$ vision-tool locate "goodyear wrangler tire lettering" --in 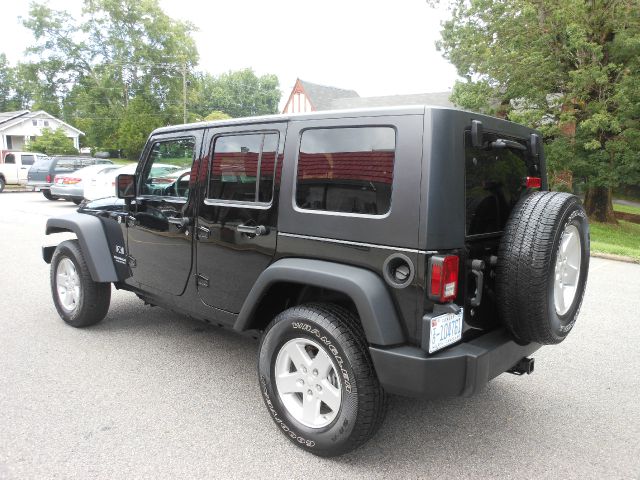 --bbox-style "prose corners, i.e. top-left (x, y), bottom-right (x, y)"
top-left (258, 303), bottom-right (387, 457)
